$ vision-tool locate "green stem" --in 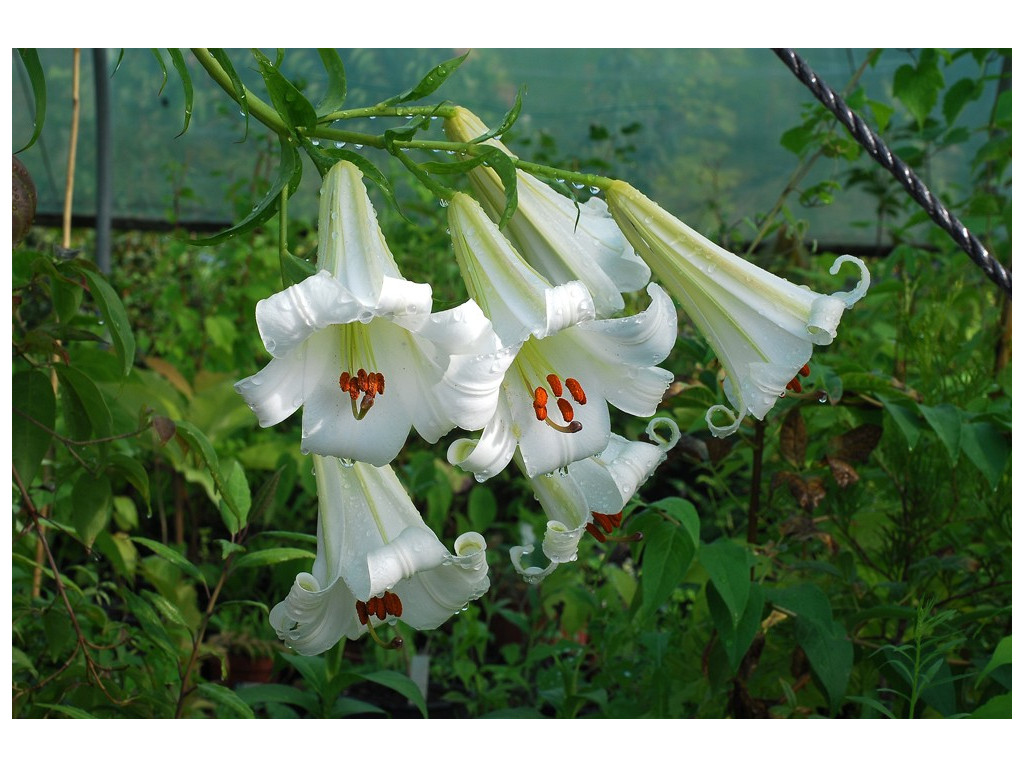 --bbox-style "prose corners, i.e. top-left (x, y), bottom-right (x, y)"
top-left (190, 48), bottom-right (289, 136)
top-left (278, 184), bottom-right (289, 282)
top-left (321, 103), bottom-right (459, 122)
